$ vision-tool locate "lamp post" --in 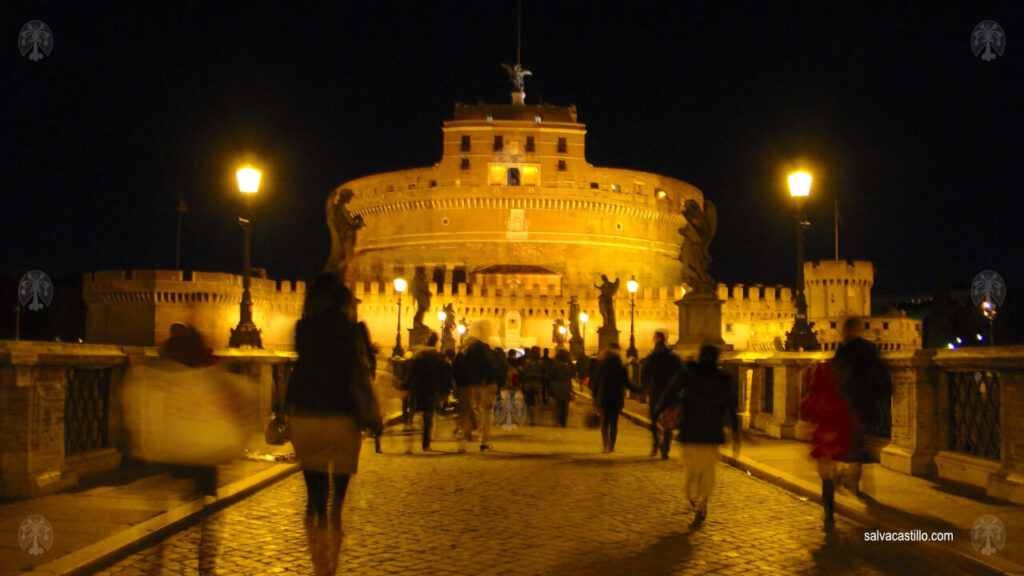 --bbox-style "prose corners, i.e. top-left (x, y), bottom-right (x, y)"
top-left (982, 300), bottom-right (997, 346)
top-left (579, 312), bottom-right (589, 354)
top-left (626, 276), bottom-right (639, 358)
top-left (784, 171), bottom-right (820, 351)
top-left (229, 166), bottom-right (263, 348)
top-left (392, 278), bottom-right (407, 357)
